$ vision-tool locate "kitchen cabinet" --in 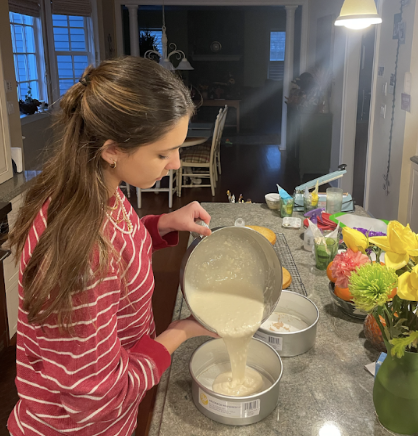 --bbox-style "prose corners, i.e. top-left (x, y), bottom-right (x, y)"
top-left (4, 193), bottom-right (24, 338)
top-left (0, 56), bottom-right (14, 185)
